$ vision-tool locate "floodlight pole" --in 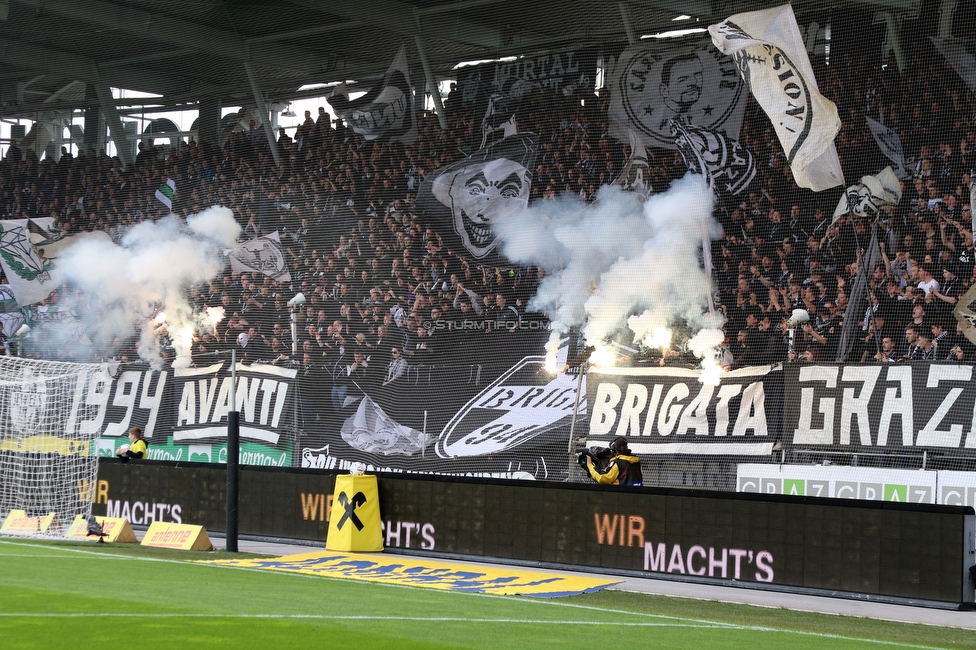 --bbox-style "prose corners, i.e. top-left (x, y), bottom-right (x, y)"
top-left (226, 347), bottom-right (239, 553)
